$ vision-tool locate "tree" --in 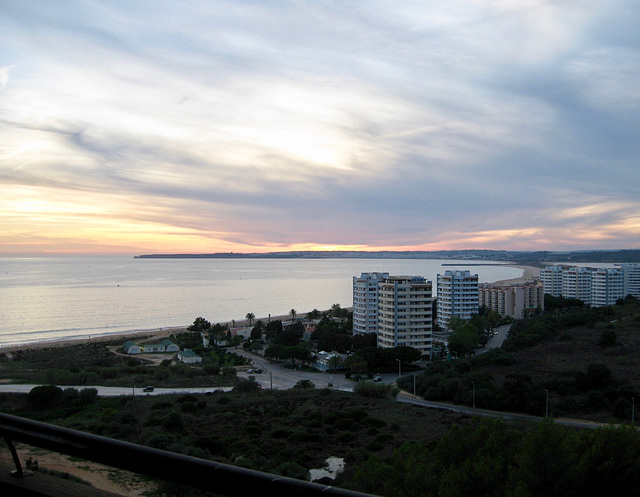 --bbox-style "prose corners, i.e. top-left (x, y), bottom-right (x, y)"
top-left (27, 385), bottom-right (63, 407)
top-left (250, 320), bottom-right (264, 341)
top-left (328, 354), bottom-right (344, 371)
top-left (306, 309), bottom-right (321, 320)
top-left (209, 323), bottom-right (227, 345)
top-left (598, 328), bottom-right (617, 347)
top-left (188, 316), bottom-right (211, 332)
top-left (264, 344), bottom-right (285, 362)
top-left (293, 379), bottom-right (315, 389)
top-left (273, 322), bottom-right (304, 346)
top-left (290, 309), bottom-right (297, 321)
top-left (245, 312), bottom-right (255, 326)
top-left (282, 345), bottom-right (312, 367)
top-left (390, 346), bottom-right (422, 366)
top-left (265, 320), bottom-right (283, 341)
top-left (448, 323), bottom-right (480, 356)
